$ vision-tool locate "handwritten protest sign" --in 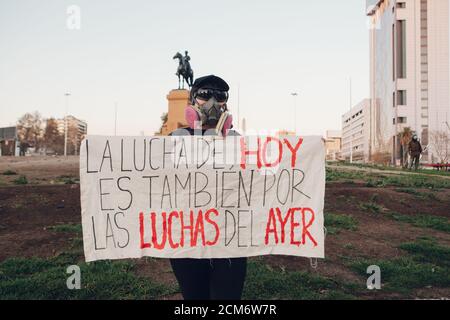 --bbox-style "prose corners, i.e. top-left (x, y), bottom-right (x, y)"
top-left (80, 135), bottom-right (325, 262)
